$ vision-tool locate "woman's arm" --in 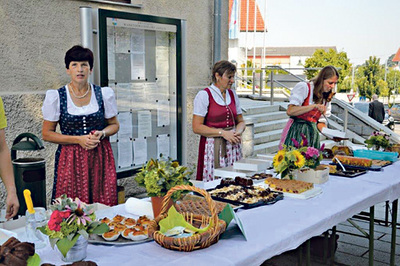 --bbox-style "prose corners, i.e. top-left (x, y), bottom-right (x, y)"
top-left (42, 120), bottom-right (99, 149)
top-left (192, 115), bottom-right (241, 144)
top-left (286, 104), bottom-right (326, 117)
top-left (0, 129), bottom-right (19, 219)
top-left (234, 114), bottom-right (246, 135)
top-left (90, 116), bottom-right (119, 140)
